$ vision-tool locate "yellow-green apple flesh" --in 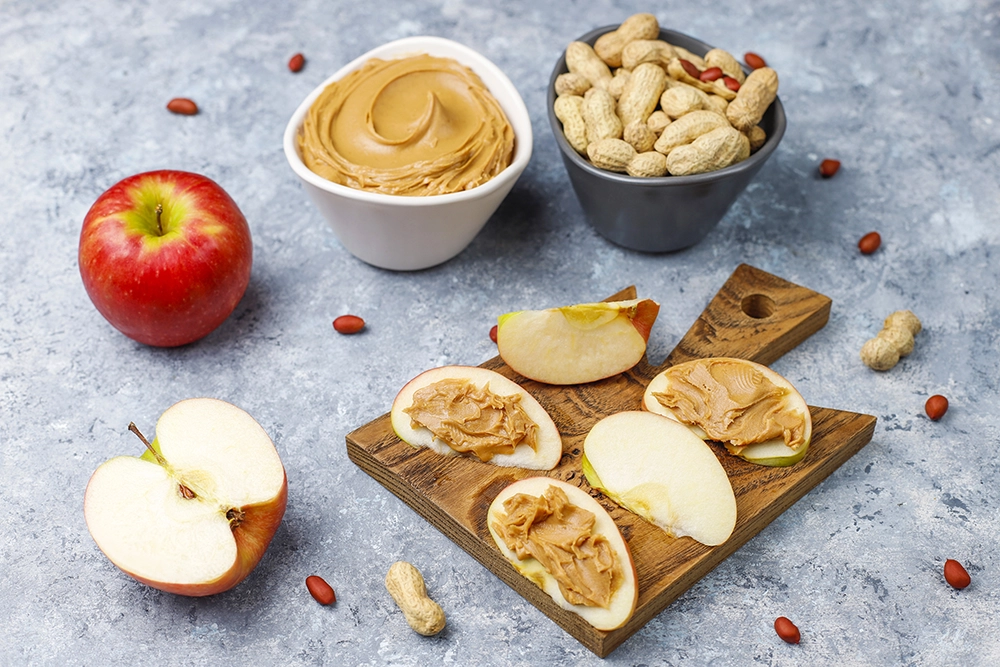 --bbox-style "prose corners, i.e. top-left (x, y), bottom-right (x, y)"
top-left (79, 170), bottom-right (252, 347)
top-left (83, 398), bottom-right (286, 596)
top-left (496, 298), bottom-right (660, 385)
top-left (582, 411), bottom-right (737, 547)
top-left (391, 365), bottom-right (562, 470)
top-left (487, 477), bottom-right (637, 630)
top-left (642, 358), bottom-right (812, 467)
